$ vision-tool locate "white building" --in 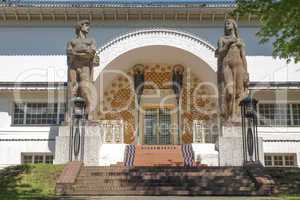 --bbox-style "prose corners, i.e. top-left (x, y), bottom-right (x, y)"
top-left (0, 0), bottom-right (300, 168)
